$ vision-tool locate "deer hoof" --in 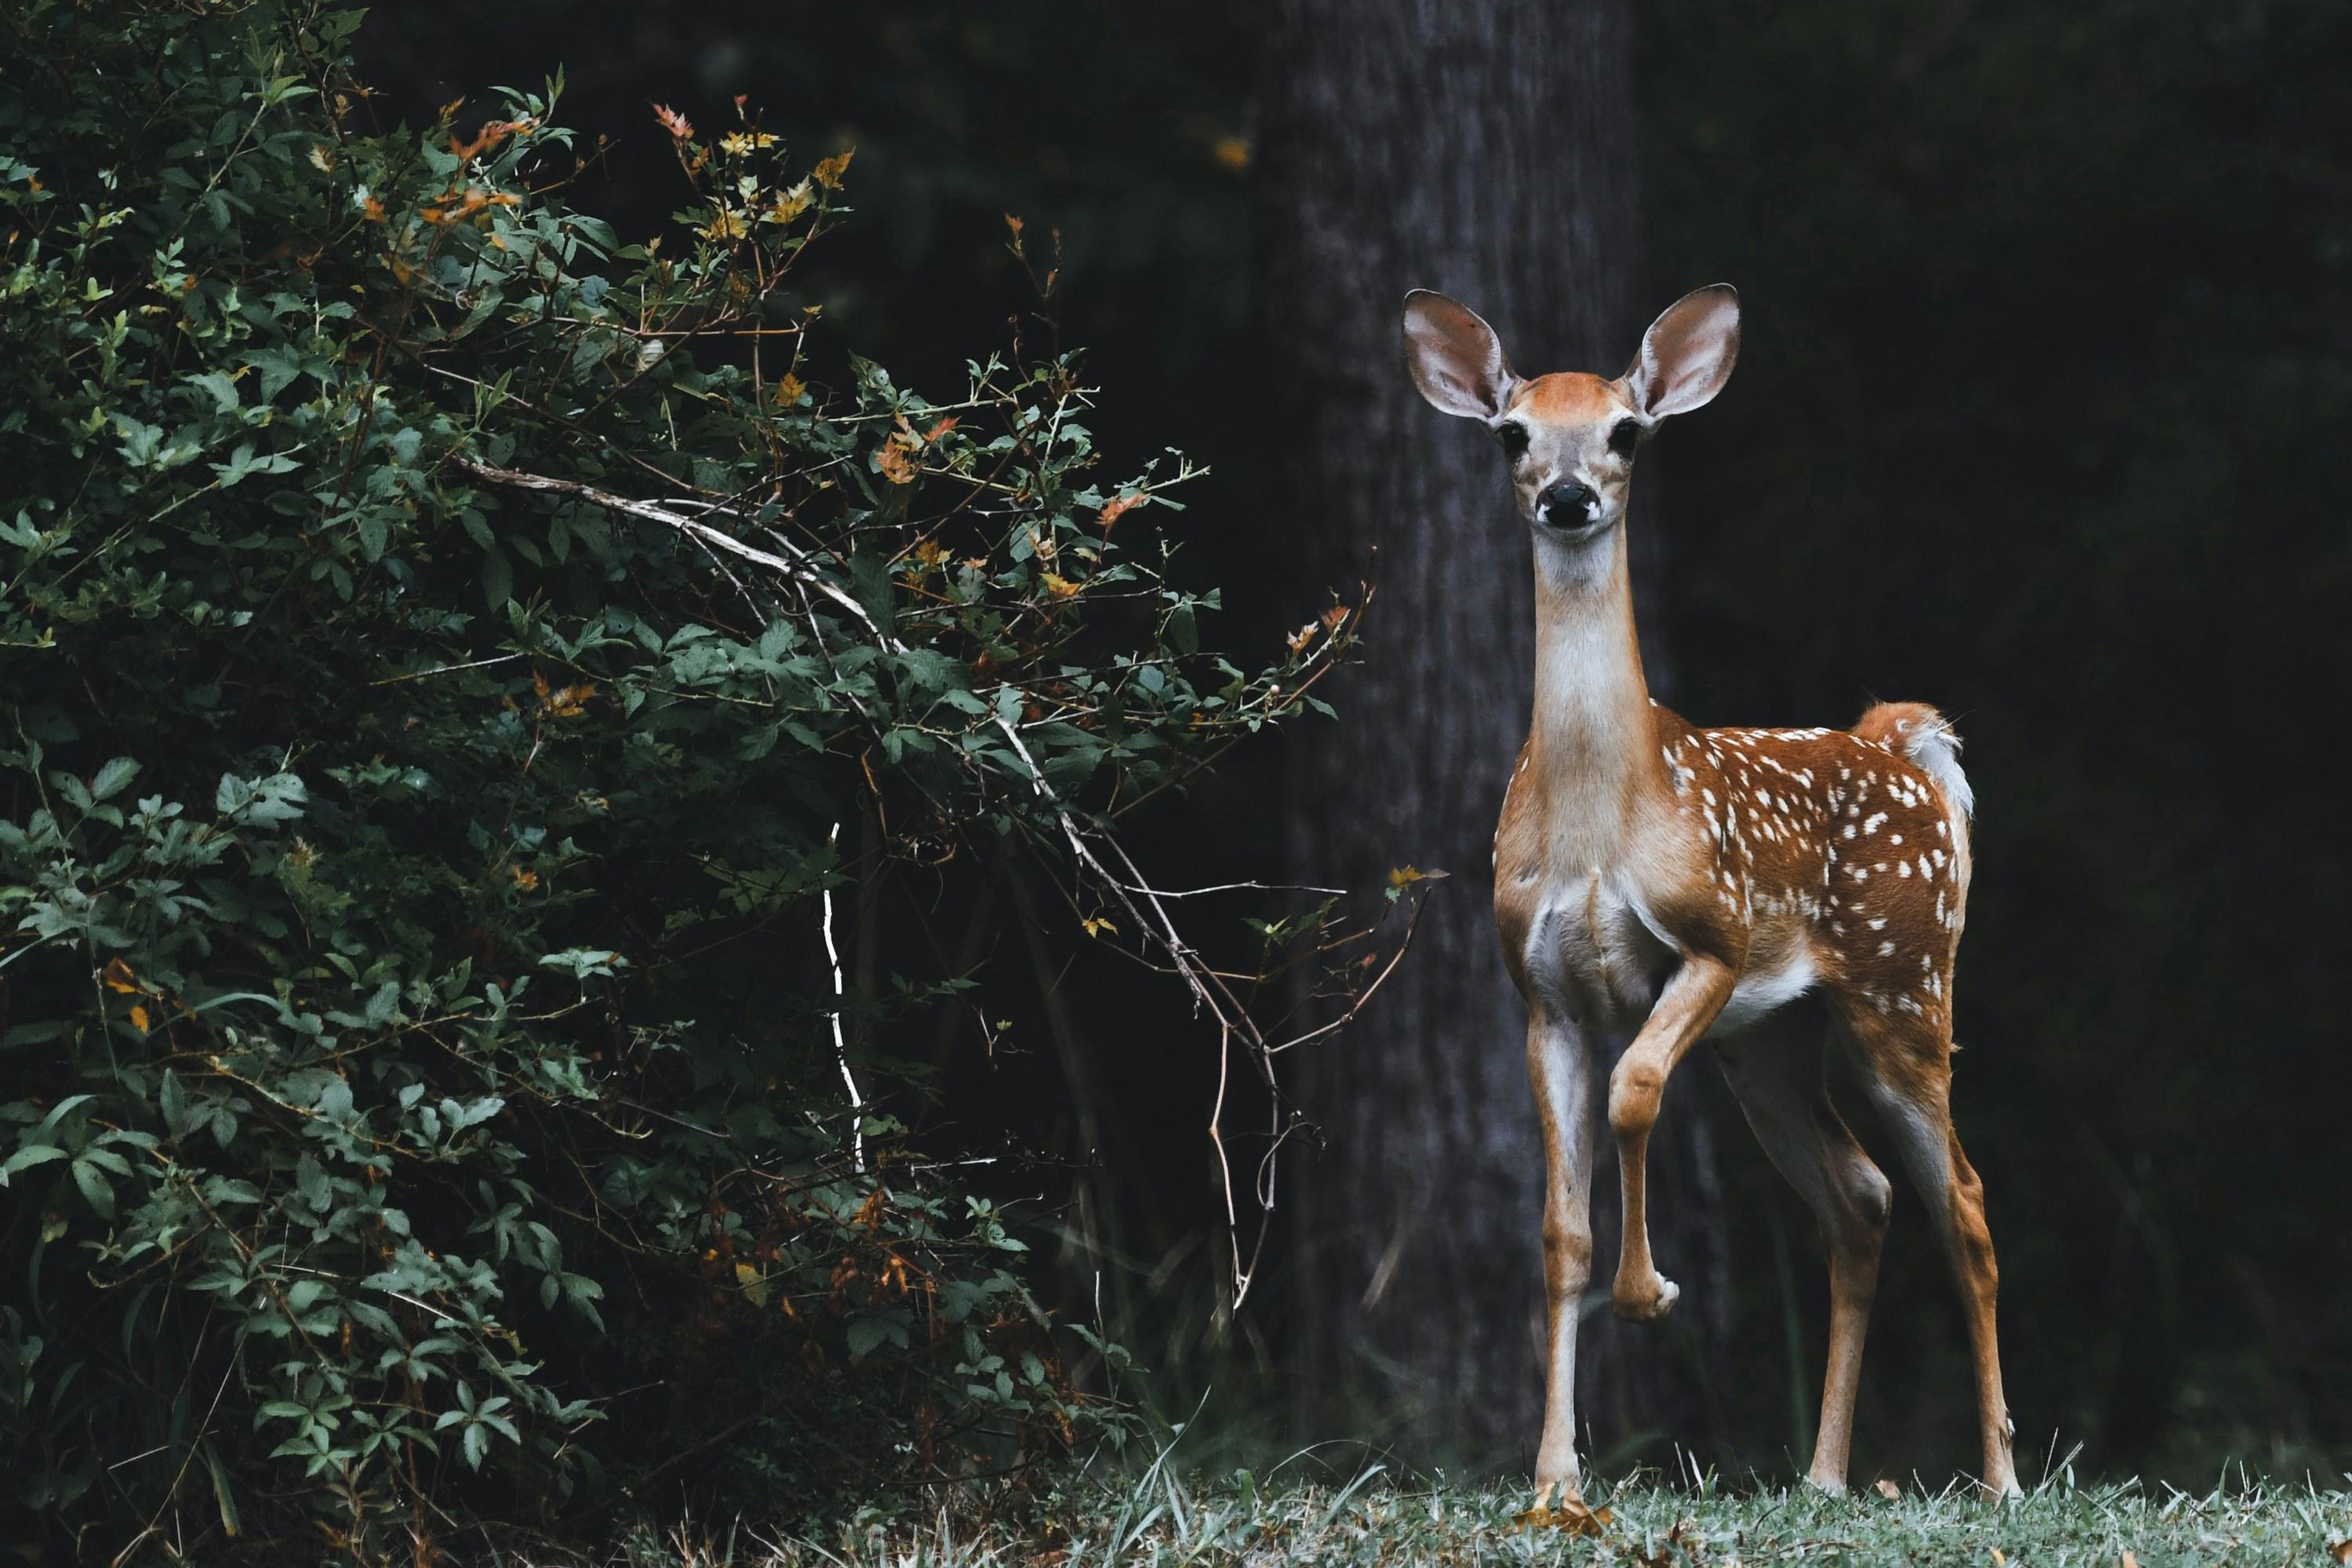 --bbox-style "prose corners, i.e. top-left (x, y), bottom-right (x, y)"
top-left (1611, 1271), bottom-right (1680, 1322)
